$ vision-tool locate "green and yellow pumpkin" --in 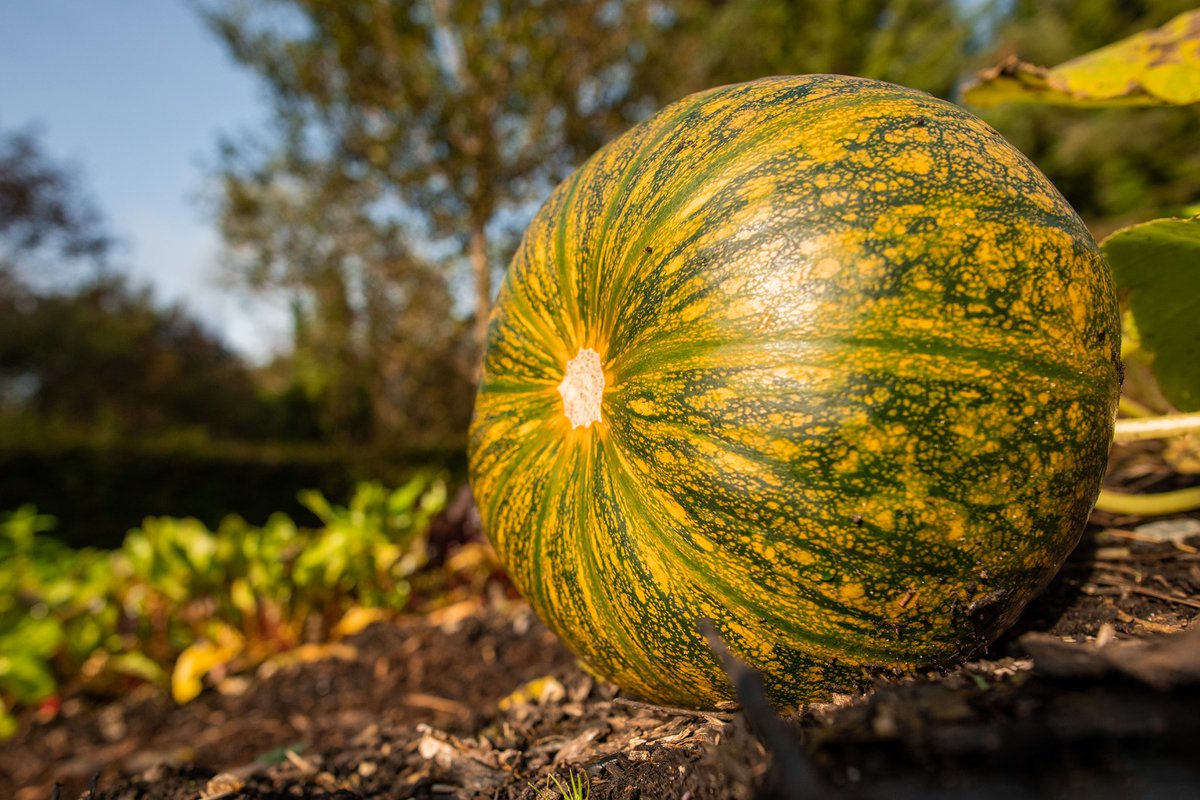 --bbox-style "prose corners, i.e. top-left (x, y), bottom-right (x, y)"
top-left (468, 75), bottom-right (1120, 708)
